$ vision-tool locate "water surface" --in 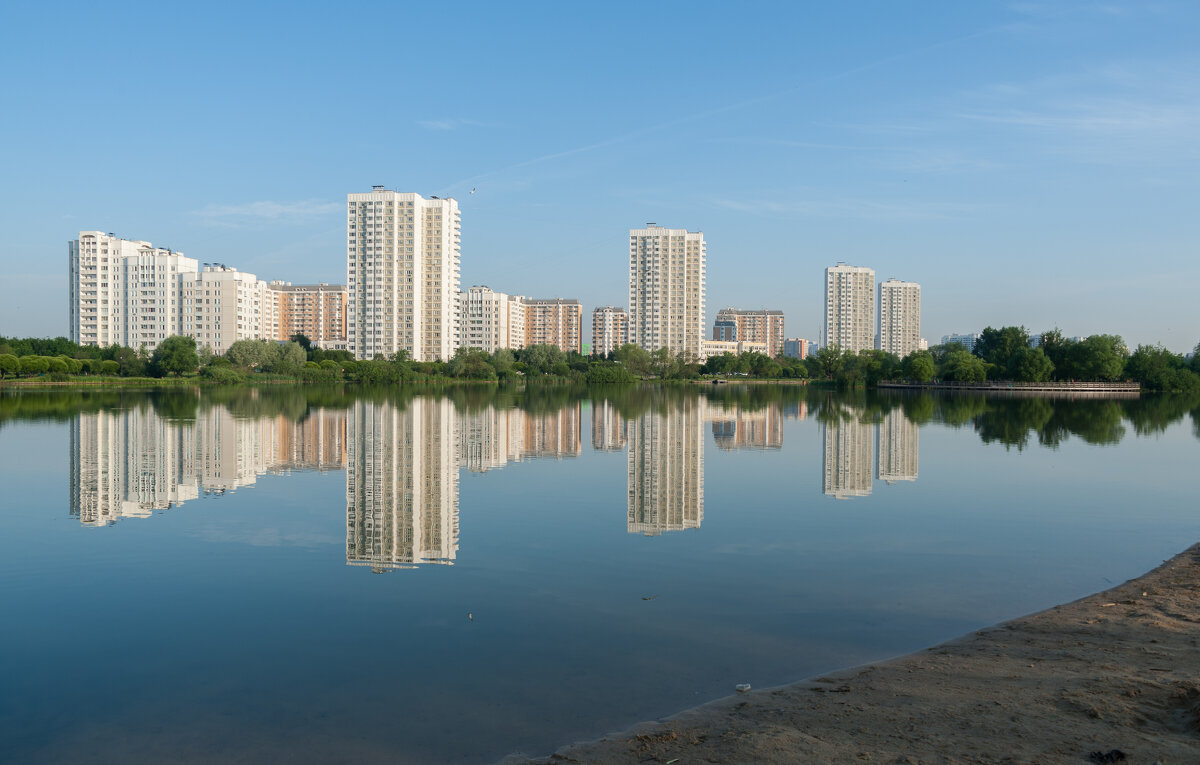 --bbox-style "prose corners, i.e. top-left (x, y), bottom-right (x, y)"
top-left (1, 385), bottom-right (1197, 763)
